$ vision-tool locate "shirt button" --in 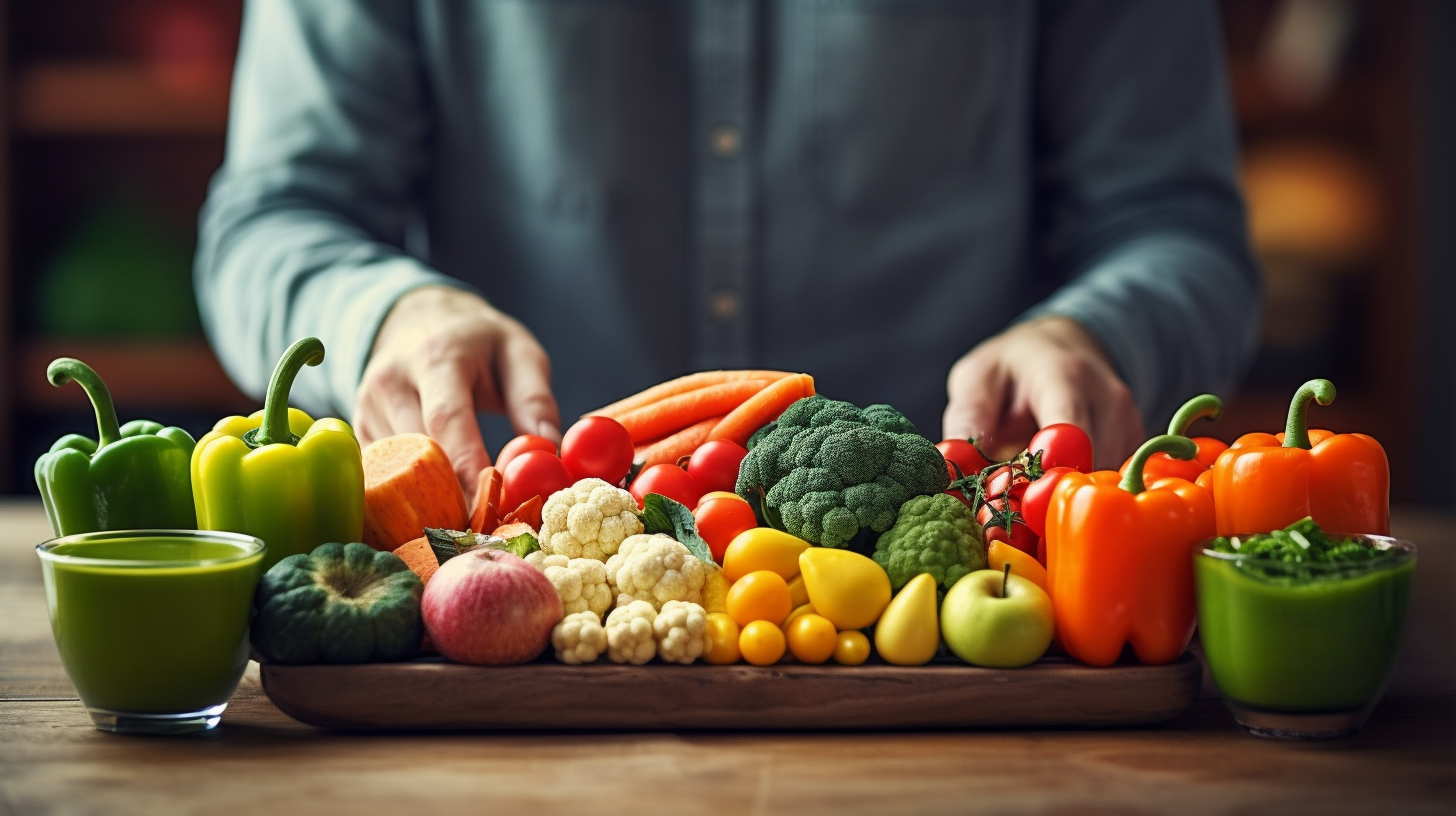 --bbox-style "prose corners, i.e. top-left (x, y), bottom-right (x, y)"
top-left (710, 127), bottom-right (741, 158)
top-left (709, 289), bottom-right (740, 322)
